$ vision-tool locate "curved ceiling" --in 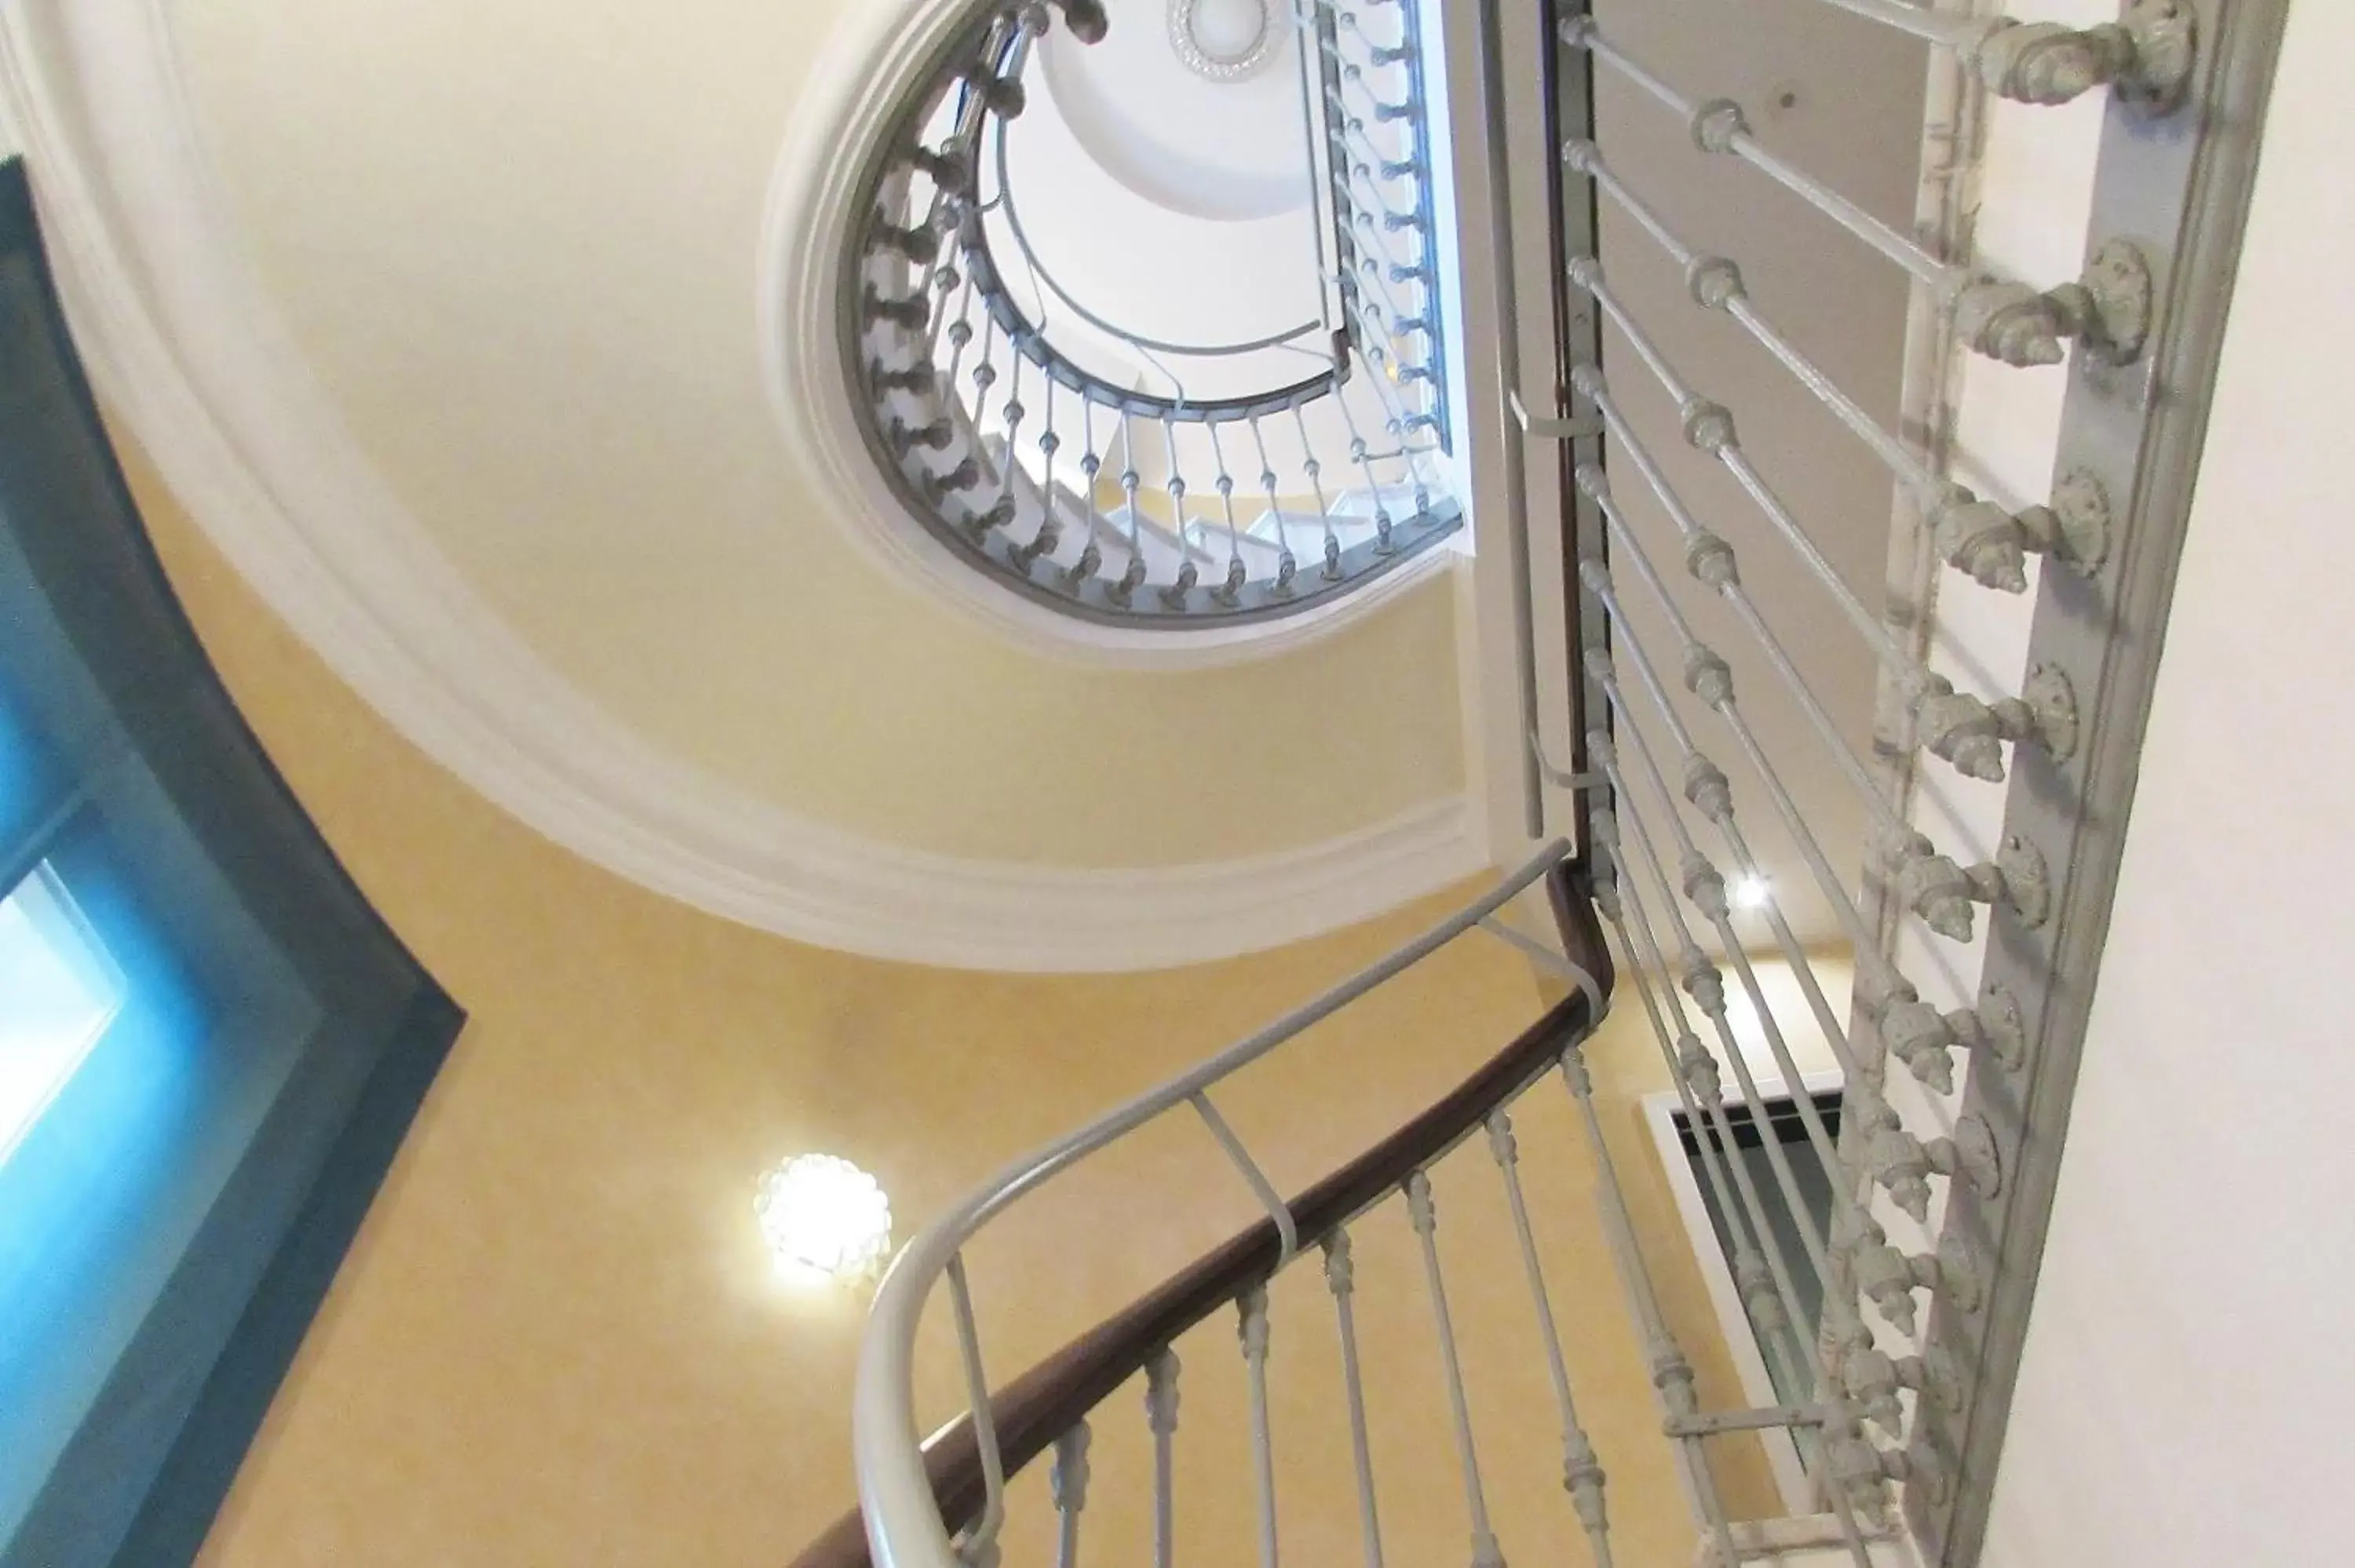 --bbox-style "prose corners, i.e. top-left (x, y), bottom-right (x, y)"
top-left (0, 0), bottom-right (1484, 970)
top-left (1042, 0), bottom-right (1309, 221)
